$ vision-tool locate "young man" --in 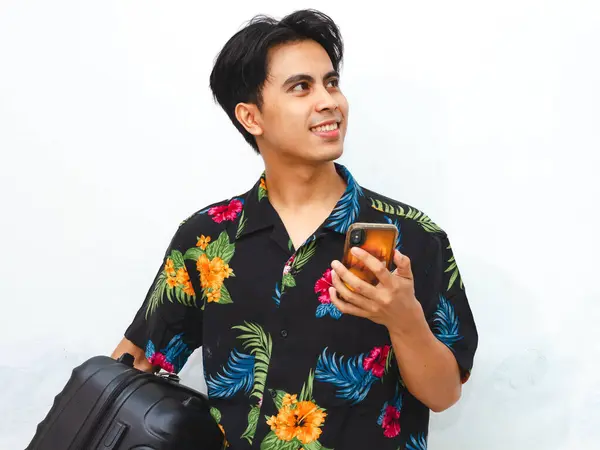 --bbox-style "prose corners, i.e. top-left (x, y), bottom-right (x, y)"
top-left (112, 9), bottom-right (478, 450)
